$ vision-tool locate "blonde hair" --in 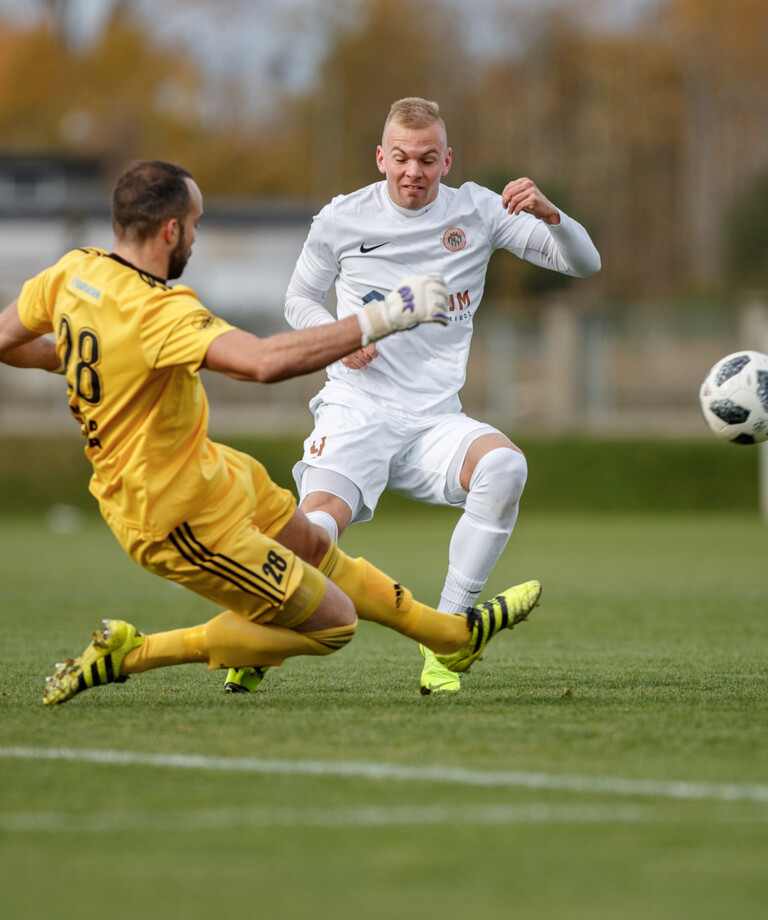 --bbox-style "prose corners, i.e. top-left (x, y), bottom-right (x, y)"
top-left (383, 97), bottom-right (446, 142)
